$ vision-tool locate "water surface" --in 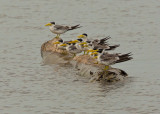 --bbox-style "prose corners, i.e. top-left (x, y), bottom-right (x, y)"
top-left (0, 0), bottom-right (160, 113)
